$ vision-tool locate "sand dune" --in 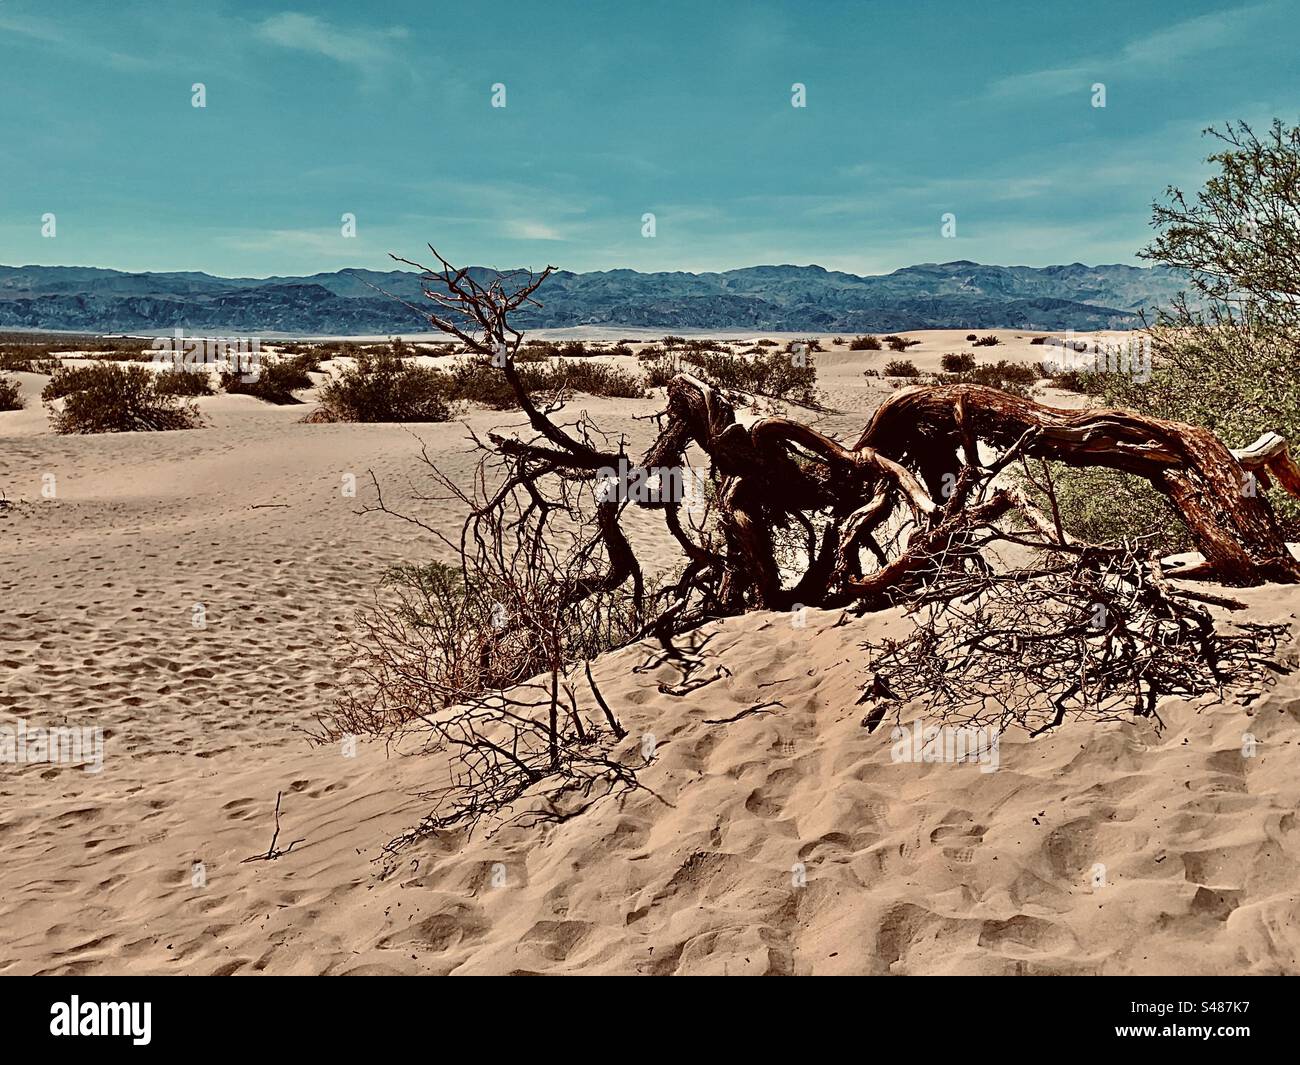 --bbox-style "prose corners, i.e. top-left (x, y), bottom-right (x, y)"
top-left (3, 331), bottom-right (1298, 975)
